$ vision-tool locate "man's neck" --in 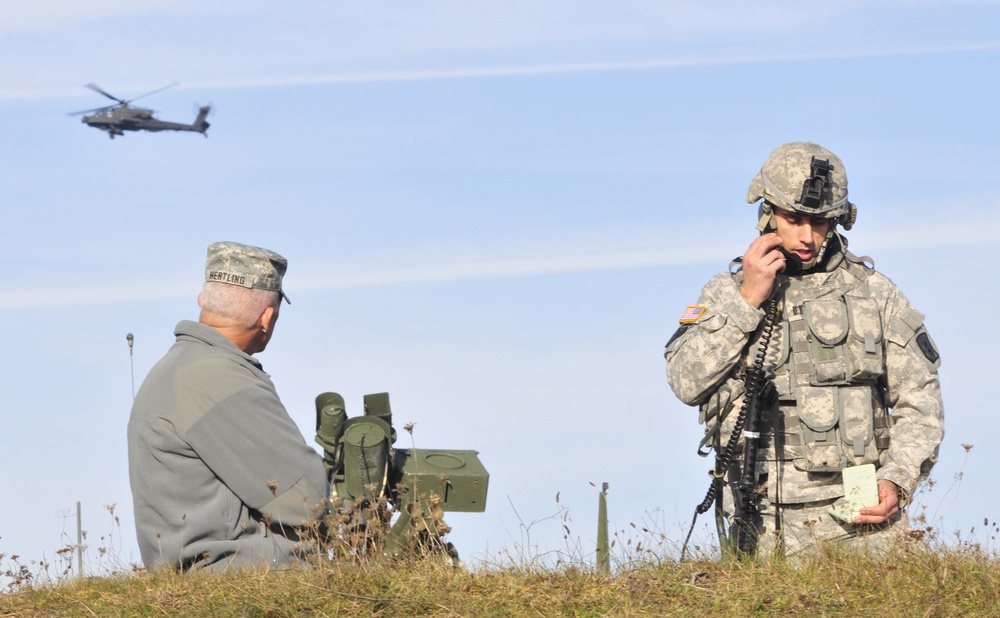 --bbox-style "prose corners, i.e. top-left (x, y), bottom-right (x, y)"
top-left (199, 314), bottom-right (260, 355)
